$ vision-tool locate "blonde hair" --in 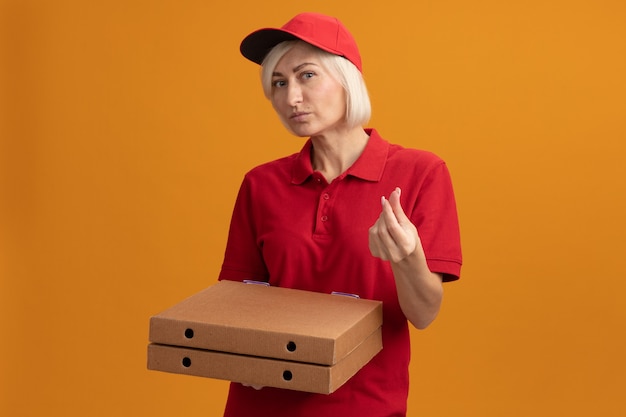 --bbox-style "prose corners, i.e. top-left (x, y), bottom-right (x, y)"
top-left (260, 40), bottom-right (371, 129)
